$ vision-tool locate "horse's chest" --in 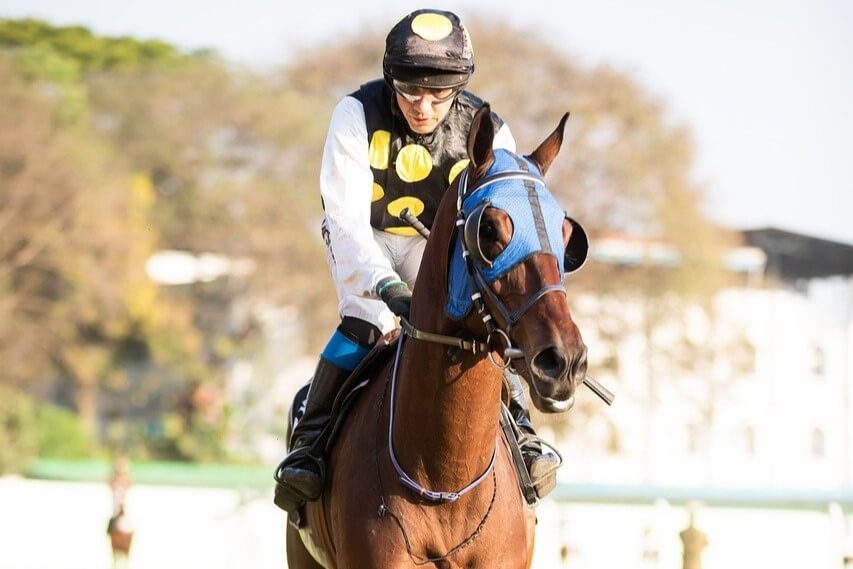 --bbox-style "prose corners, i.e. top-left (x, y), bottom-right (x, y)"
top-left (366, 500), bottom-right (531, 569)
